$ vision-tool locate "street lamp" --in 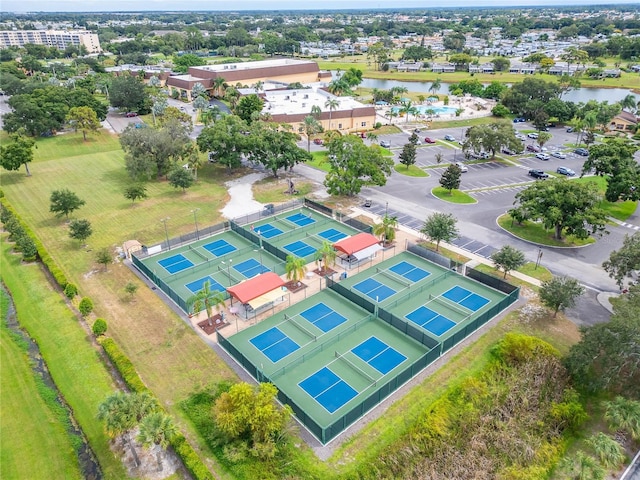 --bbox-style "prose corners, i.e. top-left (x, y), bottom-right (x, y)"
top-left (254, 247), bottom-right (264, 271)
top-left (160, 217), bottom-right (170, 250)
top-left (191, 208), bottom-right (200, 240)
